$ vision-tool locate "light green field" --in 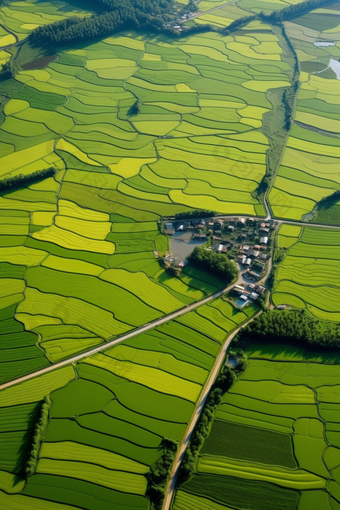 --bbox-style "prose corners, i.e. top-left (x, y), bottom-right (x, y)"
top-left (198, 455), bottom-right (325, 489)
top-left (273, 226), bottom-right (340, 319)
